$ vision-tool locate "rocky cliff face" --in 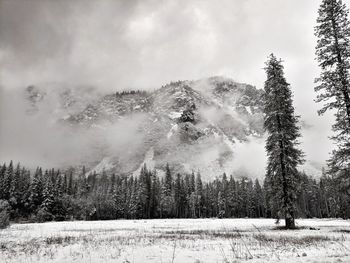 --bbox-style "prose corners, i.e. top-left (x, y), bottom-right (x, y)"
top-left (25, 77), bottom-right (265, 179)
